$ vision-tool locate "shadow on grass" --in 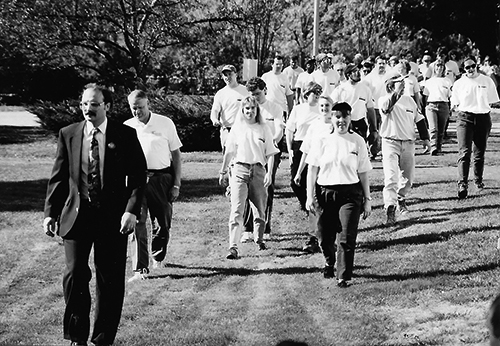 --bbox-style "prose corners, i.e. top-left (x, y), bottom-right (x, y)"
top-left (176, 177), bottom-right (223, 201)
top-left (149, 263), bottom-right (323, 280)
top-left (0, 126), bottom-right (50, 144)
top-left (358, 261), bottom-right (500, 282)
top-left (358, 225), bottom-right (497, 252)
top-left (0, 179), bottom-right (48, 212)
